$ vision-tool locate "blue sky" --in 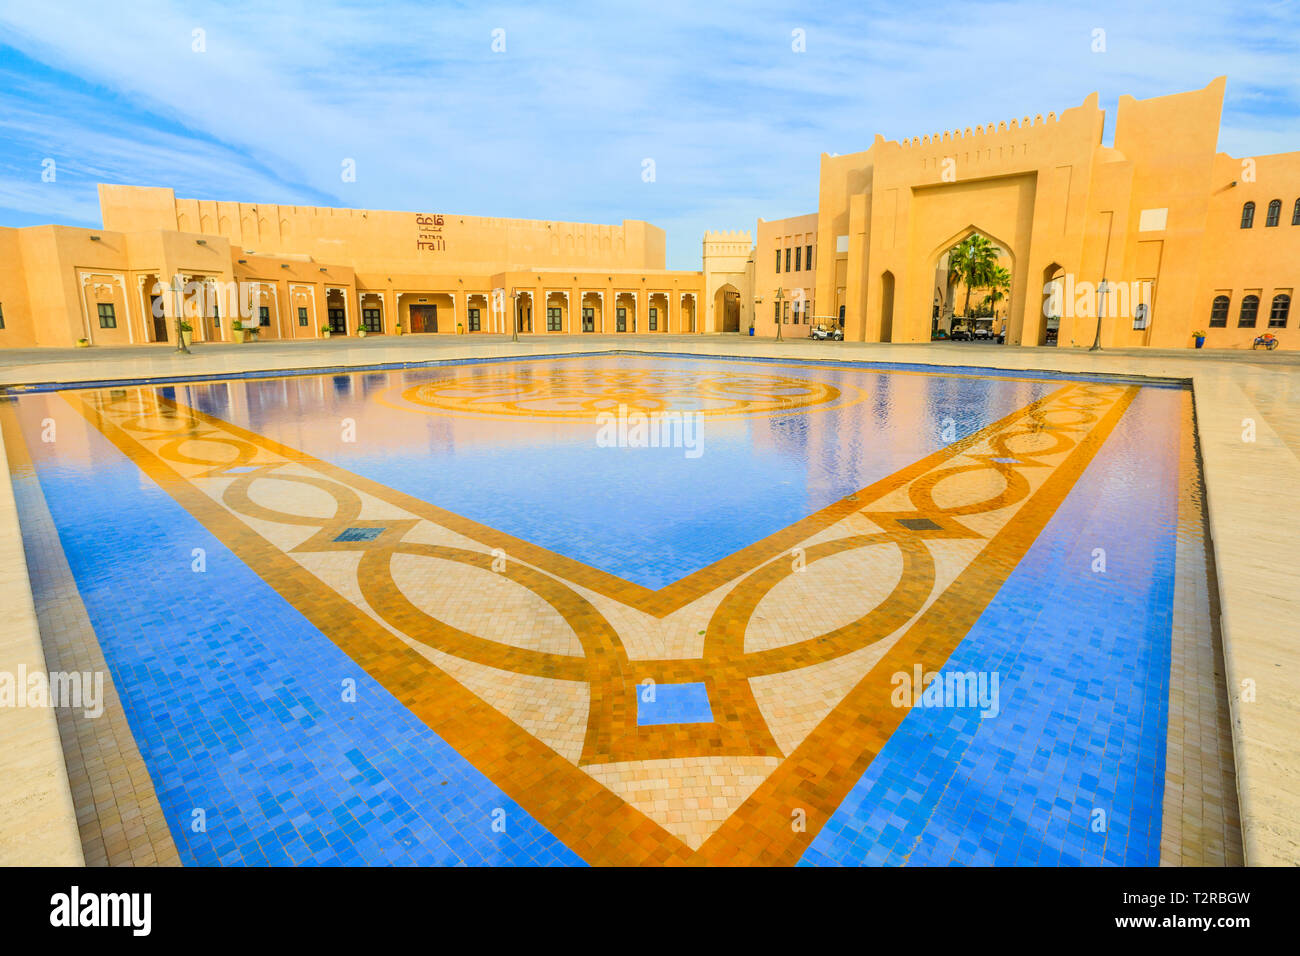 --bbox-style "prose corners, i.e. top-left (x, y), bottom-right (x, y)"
top-left (1, 0), bottom-right (1297, 268)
